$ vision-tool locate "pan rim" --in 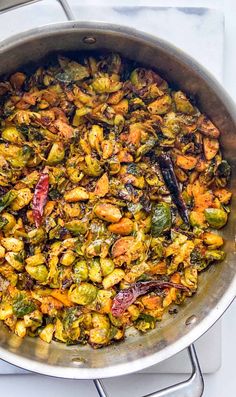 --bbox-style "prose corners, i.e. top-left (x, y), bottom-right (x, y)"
top-left (0, 20), bottom-right (235, 379)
